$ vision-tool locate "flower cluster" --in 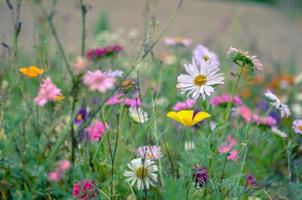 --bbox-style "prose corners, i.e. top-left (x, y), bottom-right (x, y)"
top-left (86, 45), bottom-right (123, 61)
top-left (218, 135), bottom-right (239, 161)
top-left (72, 179), bottom-right (98, 200)
top-left (48, 160), bottom-right (71, 182)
